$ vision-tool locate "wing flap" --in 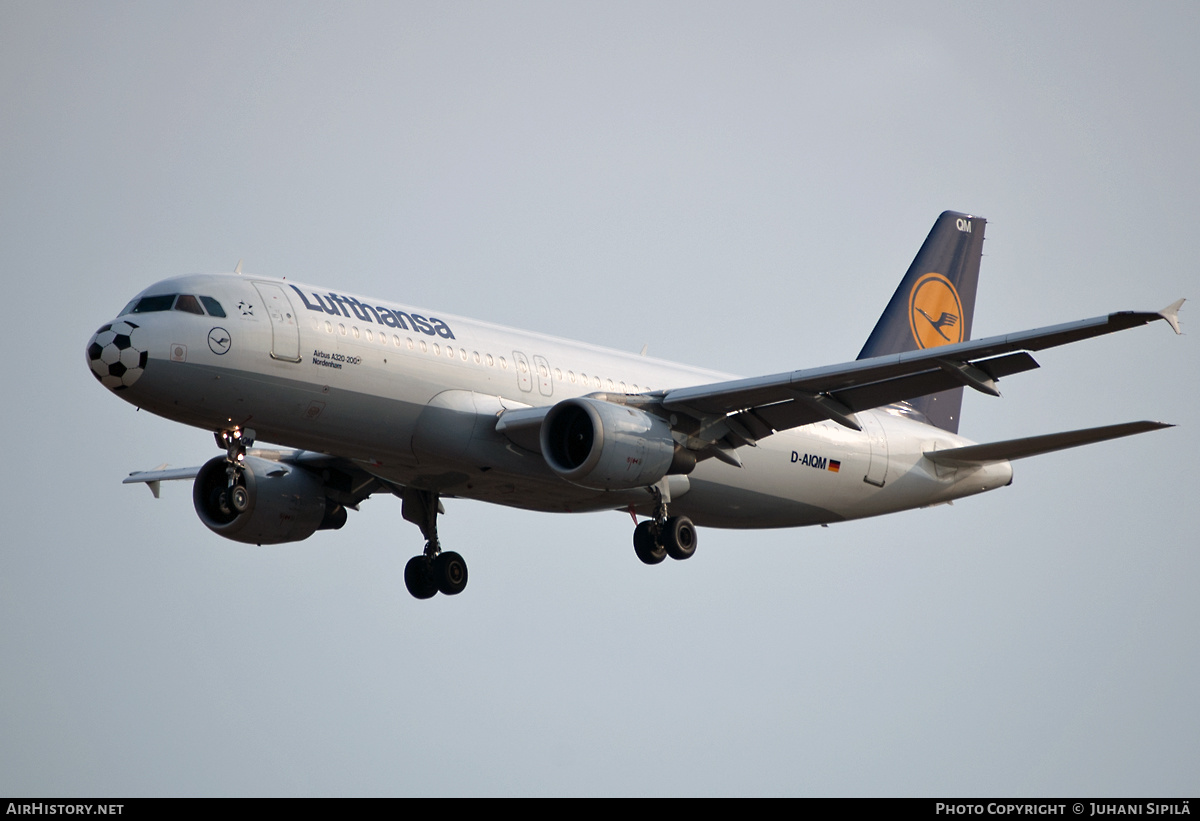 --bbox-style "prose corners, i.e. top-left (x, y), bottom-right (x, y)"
top-left (924, 421), bottom-right (1173, 466)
